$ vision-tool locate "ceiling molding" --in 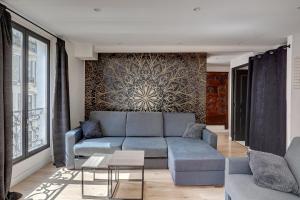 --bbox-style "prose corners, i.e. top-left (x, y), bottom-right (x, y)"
top-left (94, 45), bottom-right (275, 53)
